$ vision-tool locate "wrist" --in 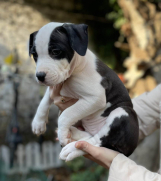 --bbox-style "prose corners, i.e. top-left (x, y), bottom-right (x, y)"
top-left (106, 151), bottom-right (119, 168)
